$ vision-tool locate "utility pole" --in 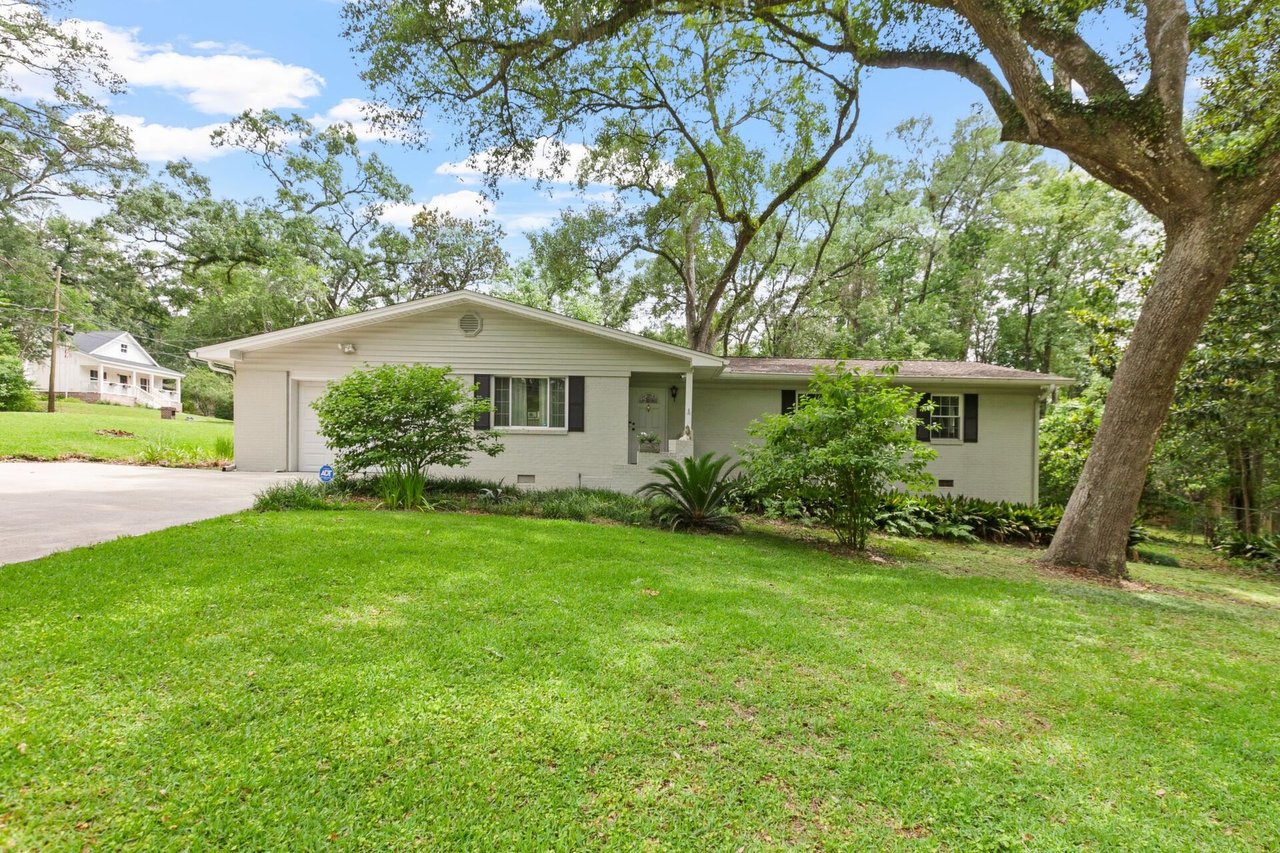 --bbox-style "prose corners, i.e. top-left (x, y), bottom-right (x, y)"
top-left (46, 264), bottom-right (62, 413)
